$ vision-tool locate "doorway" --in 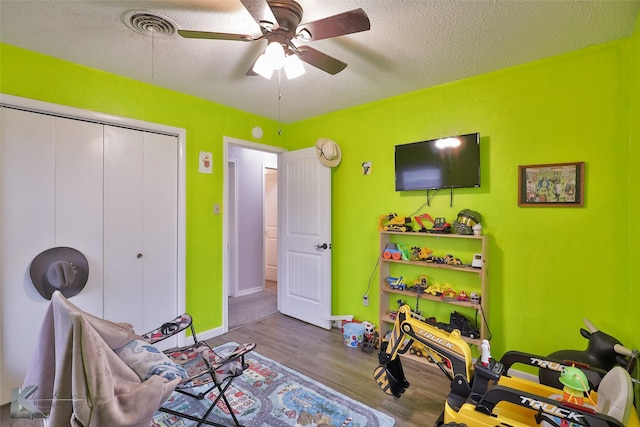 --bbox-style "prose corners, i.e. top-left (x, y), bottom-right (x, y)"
top-left (224, 138), bottom-right (284, 330)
